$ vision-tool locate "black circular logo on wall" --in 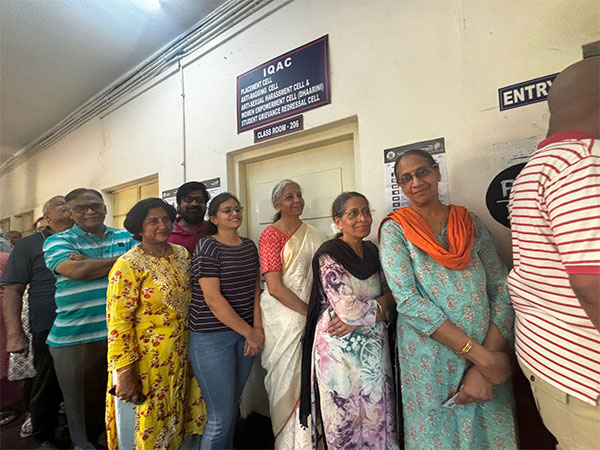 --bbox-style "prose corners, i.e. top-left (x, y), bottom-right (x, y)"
top-left (485, 163), bottom-right (526, 228)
